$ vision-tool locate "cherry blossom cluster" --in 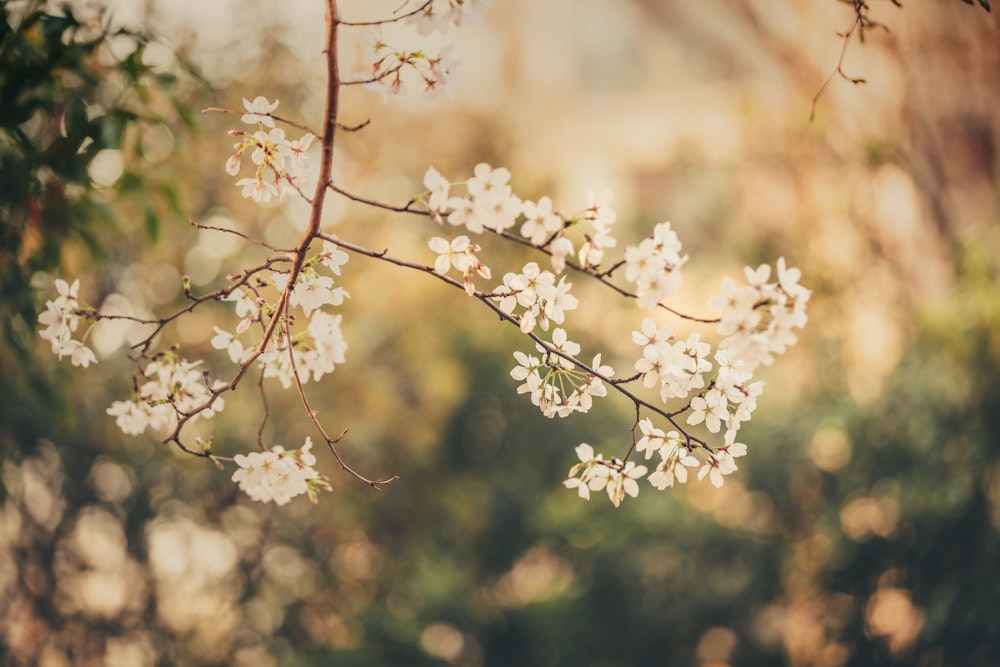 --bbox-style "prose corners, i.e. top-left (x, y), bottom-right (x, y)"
top-left (510, 331), bottom-right (613, 419)
top-left (428, 235), bottom-right (491, 296)
top-left (226, 96), bottom-right (315, 203)
top-left (422, 164), bottom-right (620, 275)
top-left (37, 279), bottom-right (97, 368)
top-left (357, 27), bottom-right (458, 102)
top-left (560, 258), bottom-right (807, 504)
top-left (36, 0), bottom-right (810, 508)
top-left (493, 261), bottom-right (578, 334)
top-left (563, 444), bottom-right (648, 508)
top-left (232, 437), bottom-right (331, 505)
top-left (353, 1), bottom-right (492, 101)
top-left (622, 222), bottom-right (687, 309)
top-left (40, 232), bottom-right (352, 504)
top-left (210, 242), bottom-right (351, 389)
top-left (107, 351), bottom-right (225, 436)
top-left (709, 260), bottom-right (810, 370)
top-left (417, 161), bottom-right (808, 504)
